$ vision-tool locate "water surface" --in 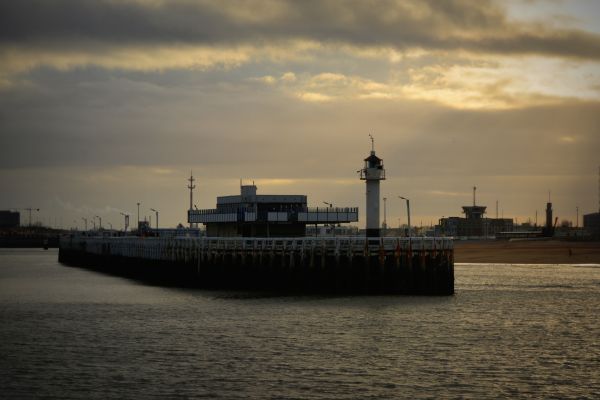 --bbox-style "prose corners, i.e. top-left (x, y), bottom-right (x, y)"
top-left (1, 249), bottom-right (599, 399)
